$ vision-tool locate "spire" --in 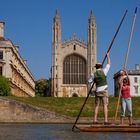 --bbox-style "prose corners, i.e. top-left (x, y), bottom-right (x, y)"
top-left (53, 9), bottom-right (60, 24)
top-left (88, 10), bottom-right (96, 29)
top-left (90, 10), bottom-right (93, 16)
top-left (89, 10), bottom-right (95, 21)
top-left (87, 9), bottom-right (97, 77)
top-left (53, 10), bottom-right (61, 43)
top-left (55, 9), bottom-right (60, 18)
top-left (72, 33), bottom-right (77, 40)
top-left (56, 9), bottom-right (58, 15)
